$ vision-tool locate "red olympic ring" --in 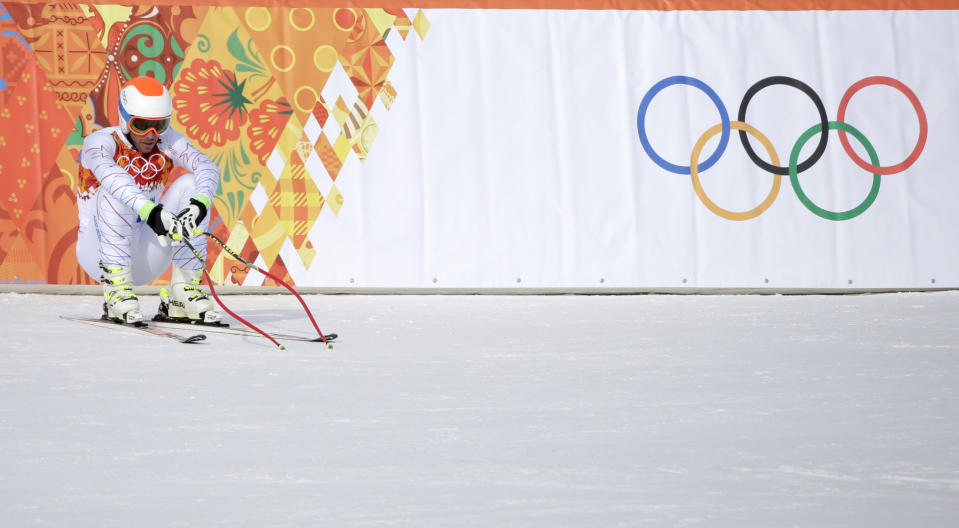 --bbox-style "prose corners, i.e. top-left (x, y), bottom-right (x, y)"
top-left (836, 76), bottom-right (927, 176)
